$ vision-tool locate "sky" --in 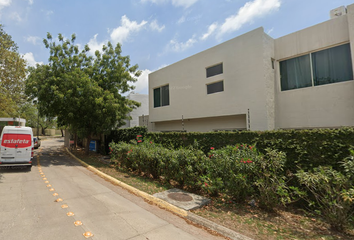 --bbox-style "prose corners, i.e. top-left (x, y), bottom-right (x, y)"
top-left (1, 0), bottom-right (353, 94)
